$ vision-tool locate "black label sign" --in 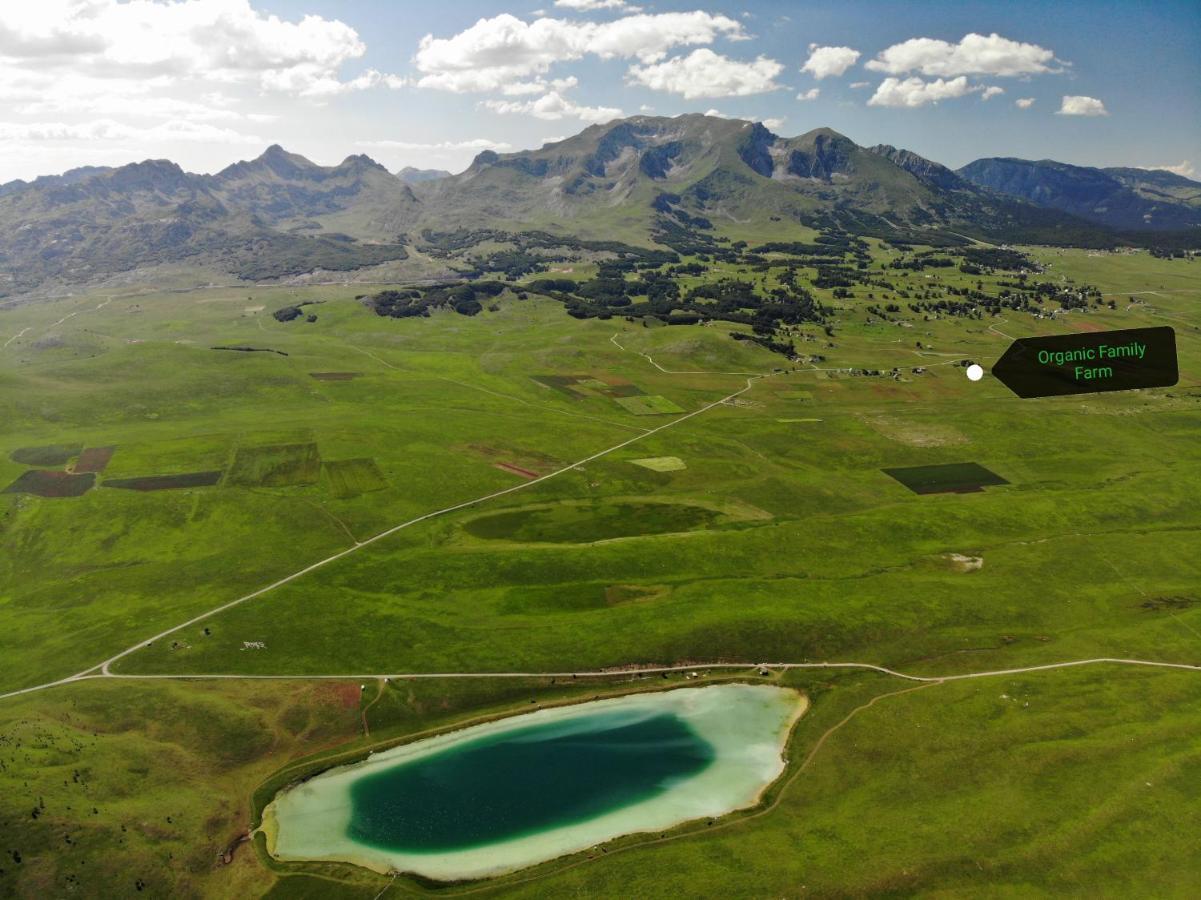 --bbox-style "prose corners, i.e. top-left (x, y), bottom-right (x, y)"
top-left (991, 326), bottom-right (1178, 398)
